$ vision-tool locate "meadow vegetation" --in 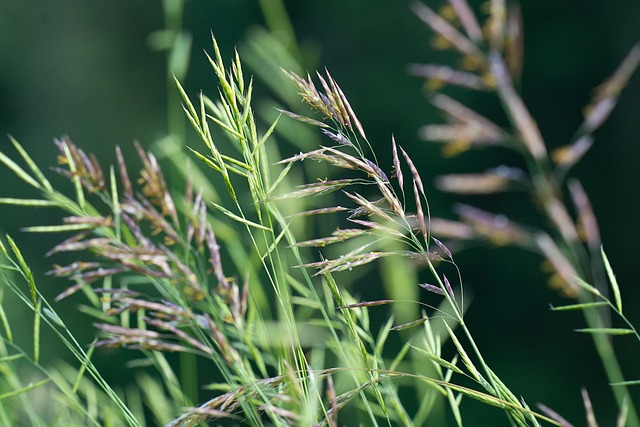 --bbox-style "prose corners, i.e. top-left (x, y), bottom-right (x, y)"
top-left (0, 1), bottom-right (638, 425)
